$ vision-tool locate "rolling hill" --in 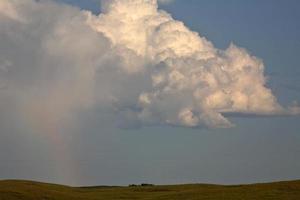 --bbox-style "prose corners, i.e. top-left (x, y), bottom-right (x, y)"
top-left (0, 180), bottom-right (300, 200)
